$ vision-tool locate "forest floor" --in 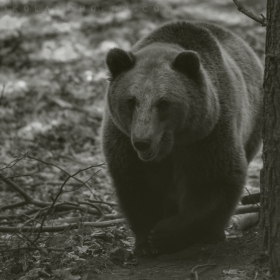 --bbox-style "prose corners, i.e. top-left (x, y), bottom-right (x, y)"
top-left (0, 0), bottom-right (268, 279)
